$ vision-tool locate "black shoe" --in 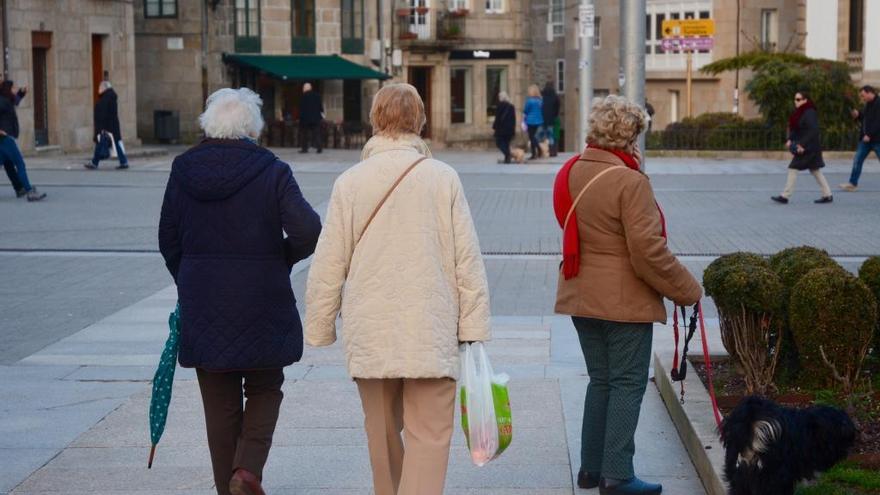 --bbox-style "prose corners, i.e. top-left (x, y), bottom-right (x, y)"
top-left (814, 196), bottom-right (833, 204)
top-left (771, 195), bottom-right (789, 204)
top-left (26, 187), bottom-right (46, 202)
top-left (599, 477), bottom-right (662, 495)
top-left (316, 149), bottom-right (322, 154)
top-left (577, 470), bottom-right (600, 489)
top-left (299, 149), bottom-right (309, 154)
top-left (116, 163), bottom-right (129, 170)
top-left (83, 162), bottom-right (98, 170)
top-left (14, 188), bottom-right (26, 198)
